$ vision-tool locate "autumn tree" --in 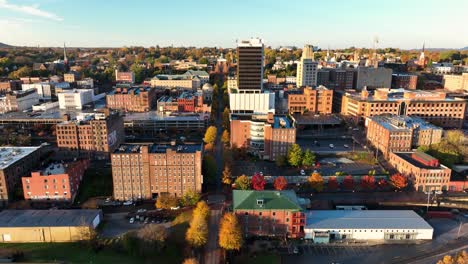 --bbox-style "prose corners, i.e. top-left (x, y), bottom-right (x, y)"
top-left (343, 175), bottom-right (354, 190)
top-left (327, 176), bottom-right (339, 191)
top-left (288, 144), bottom-right (303, 167)
top-left (219, 213), bottom-right (243, 251)
top-left (193, 200), bottom-right (210, 220)
top-left (302, 149), bottom-right (315, 167)
top-left (222, 166), bottom-right (232, 185)
top-left (221, 130), bottom-right (230, 145)
top-left (186, 213), bottom-right (208, 248)
top-left (234, 175), bottom-right (251, 190)
top-left (180, 189), bottom-right (201, 207)
top-left (389, 173), bottom-right (407, 190)
top-left (273, 176), bottom-right (288, 190)
top-left (222, 107), bottom-right (230, 130)
top-left (155, 193), bottom-right (179, 209)
top-left (308, 171), bottom-right (324, 192)
top-left (203, 126), bottom-right (217, 144)
top-left (251, 173), bottom-right (266, 191)
top-left (378, 178), bottom-right (388, 189)
top-left (137, 224), bottom-right (168, 252)
top-left (183, 258), bottom-right (199, 264)
top-left (360, 175), bottom-right (376, 190)
top-left (437, 250), bottom-right (468, 264)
